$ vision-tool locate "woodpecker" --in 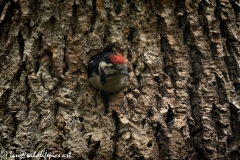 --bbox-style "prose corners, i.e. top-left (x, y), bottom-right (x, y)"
top-left (88, 50), bottom-right (129, 94)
